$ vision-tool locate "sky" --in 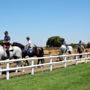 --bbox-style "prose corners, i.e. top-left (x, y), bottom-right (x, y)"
top-left (0, 0), bottom-right (90, 46)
